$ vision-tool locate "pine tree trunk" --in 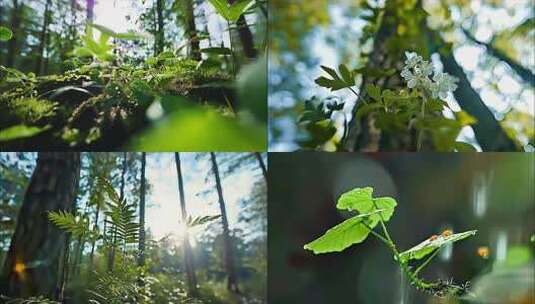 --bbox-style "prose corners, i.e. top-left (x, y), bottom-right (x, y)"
top-left (155, 0), bottom-right (165, 55)
top-left (185, 0), bottom-right (201, 60)
top-left (137, 153), bottom-right (146, 267)
top-left (344, 0), bottom-right (516, 152)
top-left (0, 152), bottom-right (81, 299)
top-left (210, 153), bottom-right (240, 294)
top-left (86, 0), bottom-right (95, 22)
top-left (34, 0), bottom-right (51, 74)
top-left (174, 153), bottom-right (198, 295)
top-left (6, 0), bottom-right (21, 68)
top-left (254, 153), bottom-right (267, 182)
